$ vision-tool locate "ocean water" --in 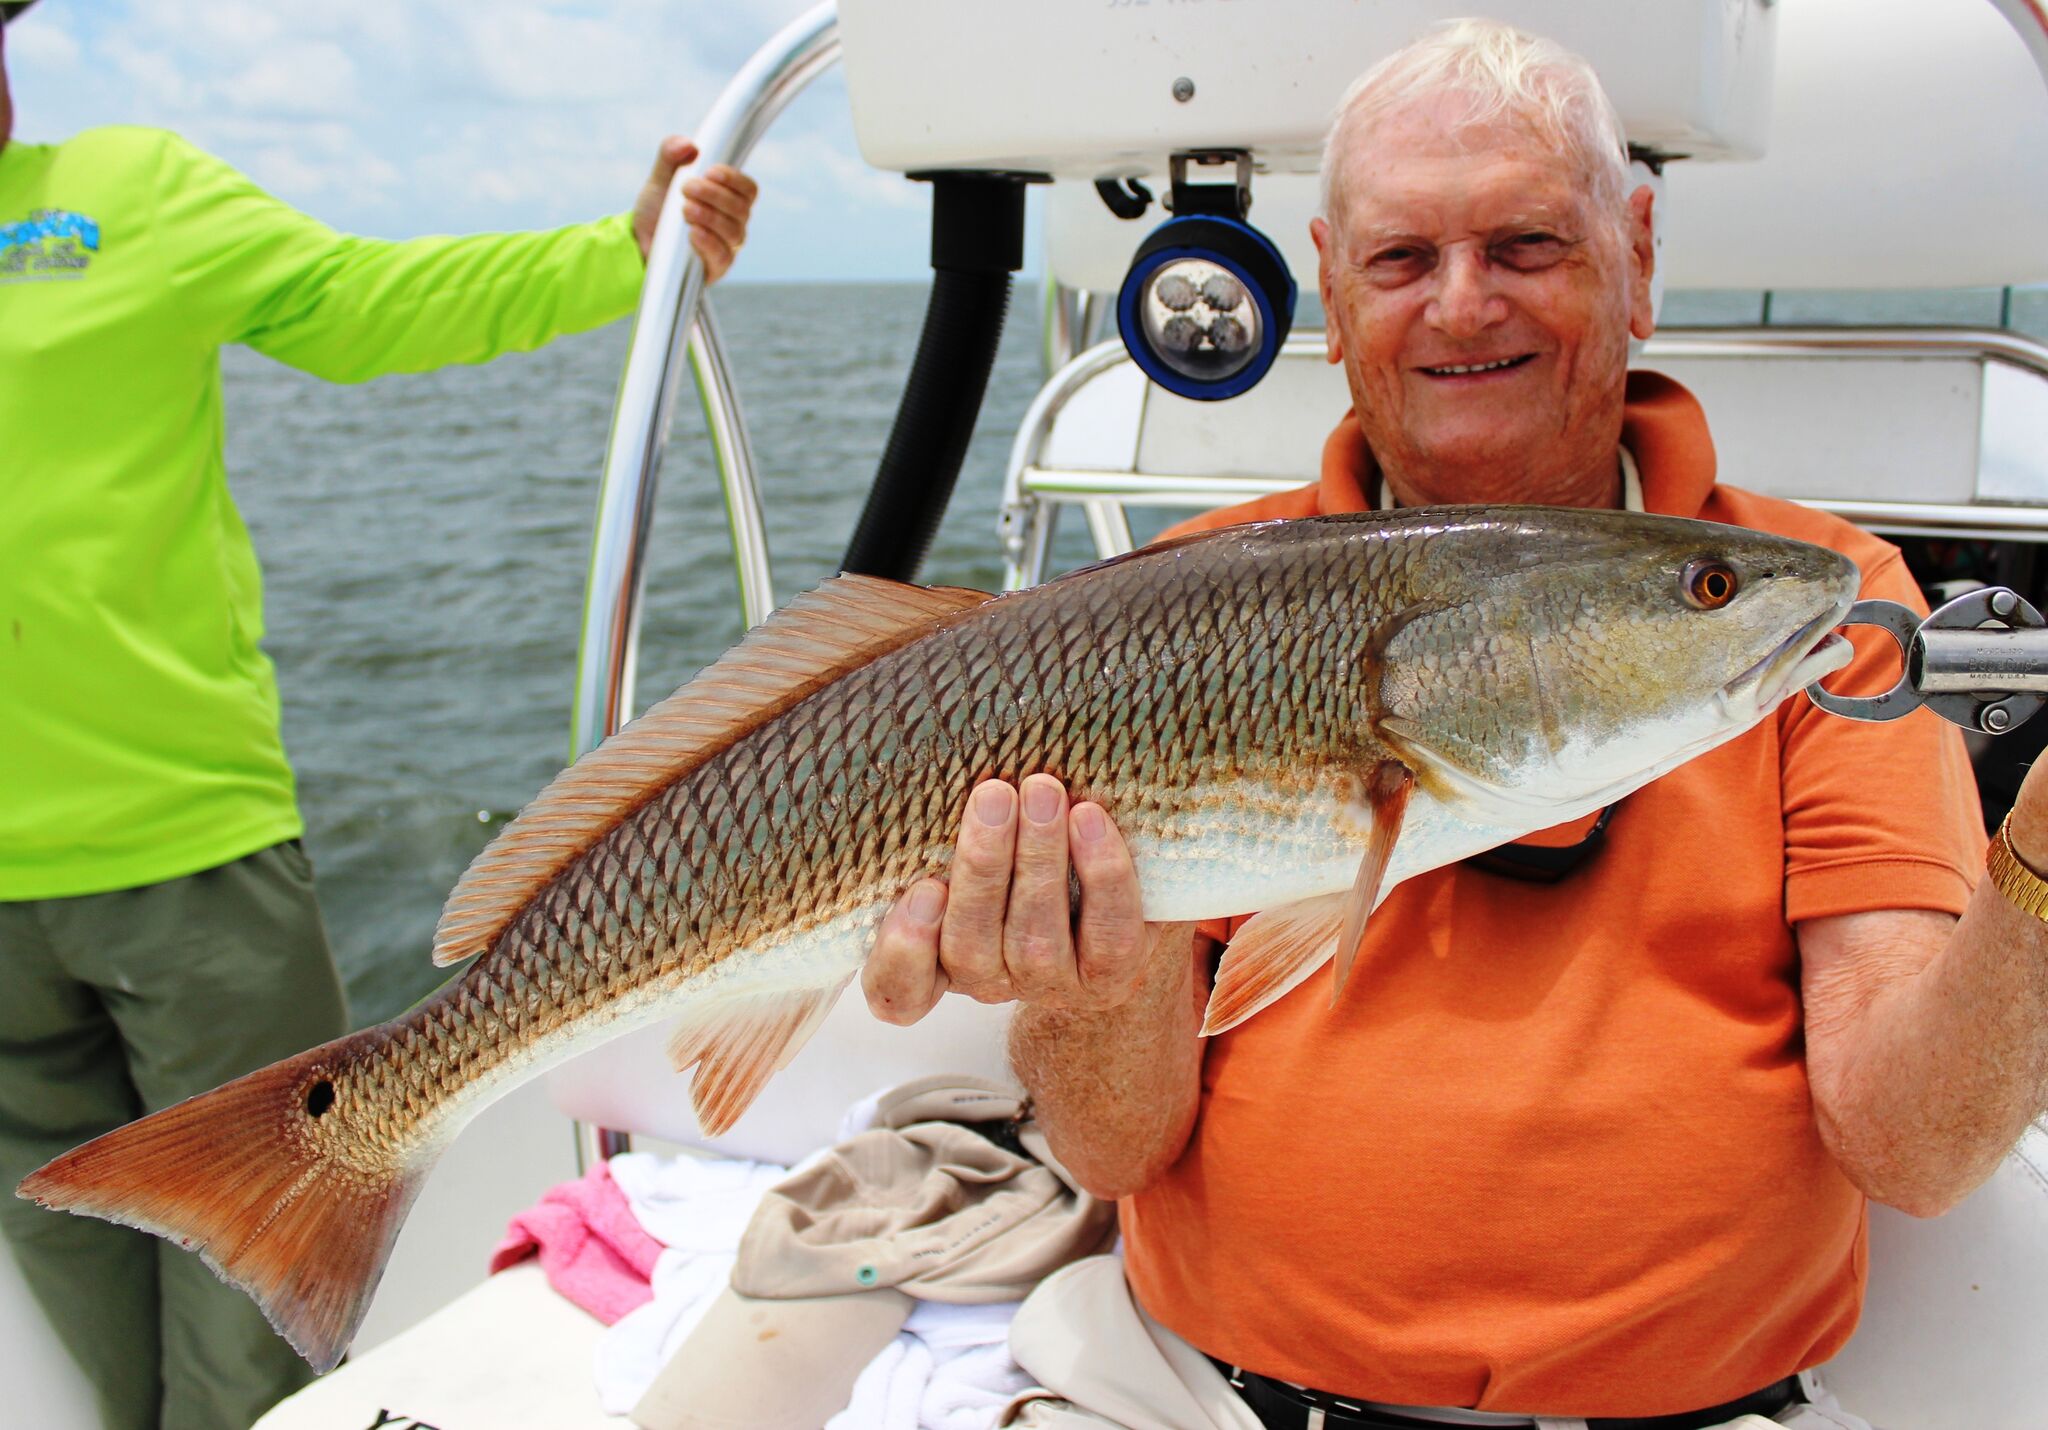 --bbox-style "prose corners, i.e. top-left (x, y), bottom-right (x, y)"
top-left (223, 281), bottom-right (1092, 1026)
